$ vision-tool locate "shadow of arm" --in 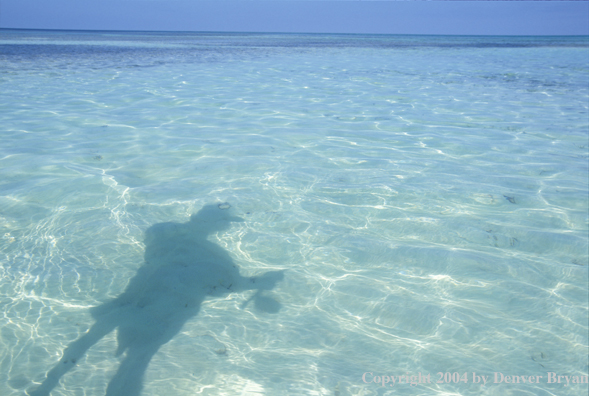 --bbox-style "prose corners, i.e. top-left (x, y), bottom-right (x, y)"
top-left (246, 270), bottom-right (284, 291)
